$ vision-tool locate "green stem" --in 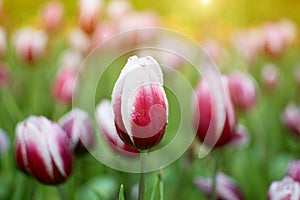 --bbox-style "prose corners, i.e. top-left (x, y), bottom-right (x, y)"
top-left (1, 89), bottom-right (23, 122)
top-left (158, 170), bottom-right (163, 200)
top-left (138, 152), bottom-right (147, 200)
top-left (211, 152), bottom-right (221, 200)
top-left (57, 185), bottom-right (67, 200)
